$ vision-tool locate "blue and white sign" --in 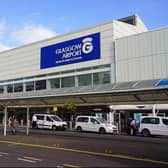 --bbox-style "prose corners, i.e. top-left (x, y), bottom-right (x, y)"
top-left (40, 32), bottom-right (101, 69)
